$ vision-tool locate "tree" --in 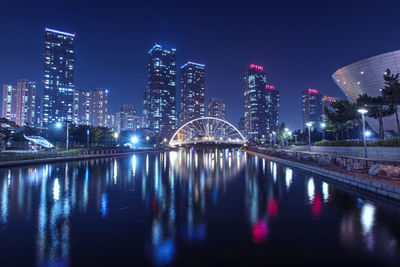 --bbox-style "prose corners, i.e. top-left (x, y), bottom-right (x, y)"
top-left (324, 100), bottom-right (359, 140)
top-left (382, 68), bottom-right (400, 135)
top-left (357, 94), bottom-right (395, 139)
